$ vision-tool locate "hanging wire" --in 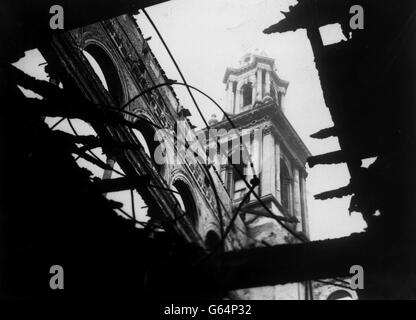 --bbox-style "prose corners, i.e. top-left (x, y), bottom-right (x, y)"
top-left (50, 117), bottom-right (66, 130)
top-left (93, 100), bottom-right (227, 241)
top-left (114, 16), bottom-right (227, 243)
top-left (137, 13), bottom-right (356, 292)
top-left (88, 60), bottom-right (336, 284)
top-left (48, 15), bottom-right (354, 292)
top-left (117, 79), bottom-right (304, 243)
top-left (138, 11), bottom-right (283, 250)
top-left (117, 207), bottom-right (147, 228)
top-left (91, 103), bottom-right (205, 228)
